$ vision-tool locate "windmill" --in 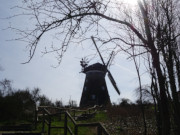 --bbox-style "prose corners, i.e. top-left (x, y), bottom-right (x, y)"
top-left (79, 36), bottom-right (120, 107)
